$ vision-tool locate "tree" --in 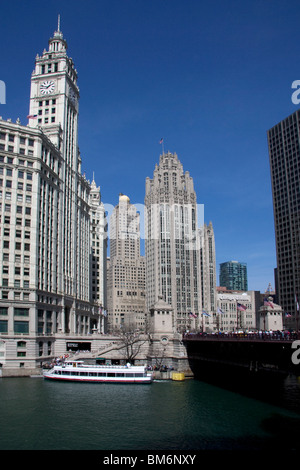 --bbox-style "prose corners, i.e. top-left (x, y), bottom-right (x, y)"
top-left (111, 323), bottom-right (150, 363)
